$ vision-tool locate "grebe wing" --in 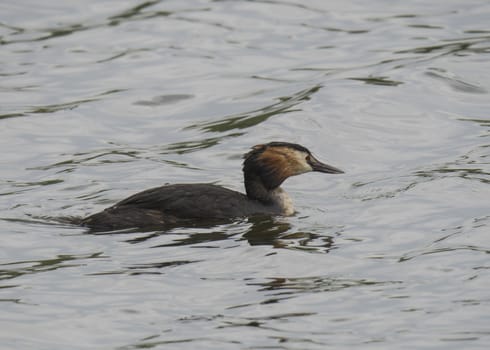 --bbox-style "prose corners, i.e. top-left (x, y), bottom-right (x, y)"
top-left (114, 183), bottom-right (252, 218)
